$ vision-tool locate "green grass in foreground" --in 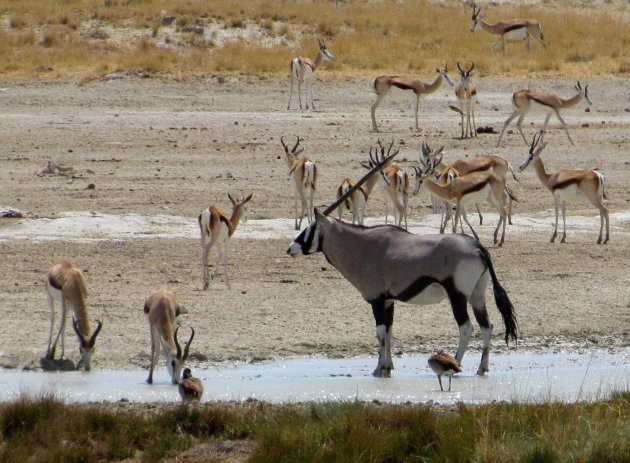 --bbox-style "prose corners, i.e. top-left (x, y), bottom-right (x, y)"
top-left (1, 393), bottom-right (628, 462)
top-left (0, 0), bottom-right (629, 80)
